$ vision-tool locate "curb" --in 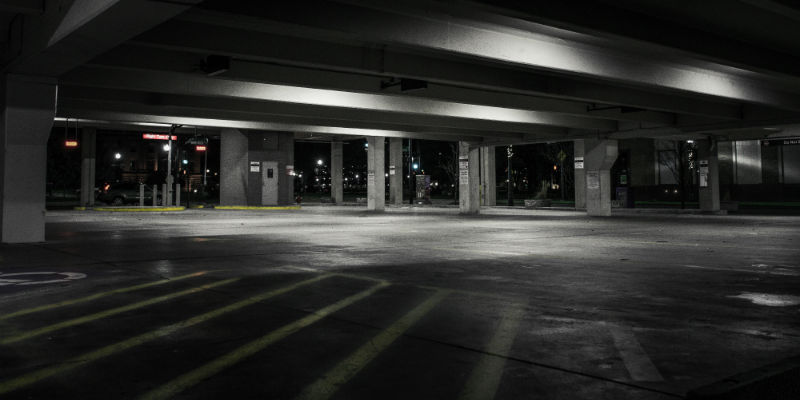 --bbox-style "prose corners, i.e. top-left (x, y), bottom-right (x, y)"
top-left (687, 355), bottom-right (800, 399)
top-left (84, 206), bottom-right (186, 212)
top-left (213, 206), bottom-right (301, 210)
